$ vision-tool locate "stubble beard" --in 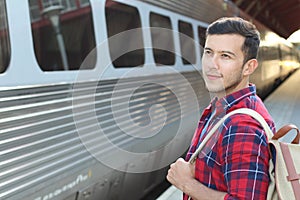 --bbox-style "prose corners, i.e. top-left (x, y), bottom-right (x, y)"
top-left (205, 73), bottom-right (244, 97)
